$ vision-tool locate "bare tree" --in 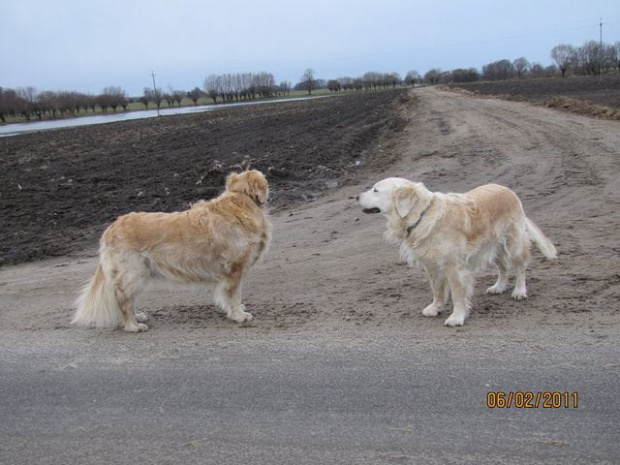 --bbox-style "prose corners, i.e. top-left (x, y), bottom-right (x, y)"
top-left (102, 86), bottom-right (127, 112)
top-left (405, 70), bottom-right (420, 87)
top-left (188, 87), bottom-right (203, 105)
top-left (423, 68), bottom-right (442, 85)
top-left (362, 71), bottom-right (382, 90)
top-left (577, 41), bottom-right (602, 75)
top-left (0, 87), bottom-right (20, 123)
top-left (252, 72), bottom-right (276, 98)
top-left (17, 87), bottom-right (38, 120)
top-left (144, 86), bottom-right (163, 111)
top-left (482, 60), bottom-right (514, 80)
top-left (171, 90), bottom-right (185, 106)
top-left (385, 72), bottom-right (401, 88)
top-left (278, 81), bottom-right (292, 96)
top-left (301, 68), bottom-right (315, 95)
top-left (139, 88), bottom-right (151, 109)
top-left (602, 43), bottom-right (617, 73)
top-left (513, 57), bottom-right (529, 78)
top-left (162, 93), bottom-right (172, 107)
top-left (204, 74), bottom-right (221, 103)
top-left (327, 80), bottom-right (340, 92)
top-left (551, 44), bottom-right (575, 77)
top-left (449, 68), bottom-right (479, 83)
